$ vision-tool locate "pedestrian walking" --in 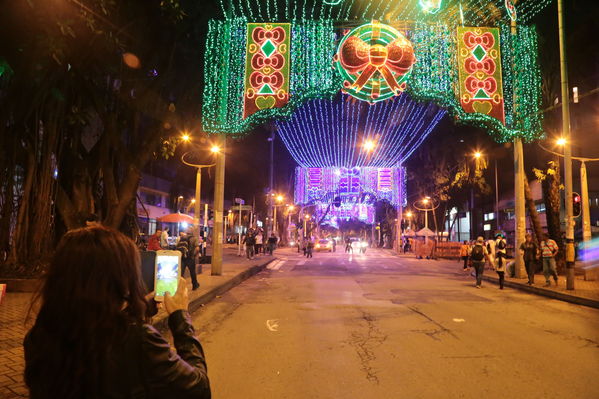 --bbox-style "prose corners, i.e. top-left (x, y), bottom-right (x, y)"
top-left (345, 237), bottom-right (352, 253)
top-left (332, 237), bottom-right (337, 252)
top-left (24, 226), bottom-right (211, 398)
top-left (306, 239), bottom-right (314, 258)
top-left (267, 233), bottom-right (278, 255)
top-left (243, 232), bottom-right (256, 260)
top-left (520, 233), bottom-right (539, 285)
top-left (459, 240), bottom-right (469, 270)
top-left (470, 236), bottom-right (490, 288)
top-left (540, 233), bottom-right (559, 287)
top-left (176, 232), bottom-right (199, 291)
top-left (255, 231), bottom-right (263, 255)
